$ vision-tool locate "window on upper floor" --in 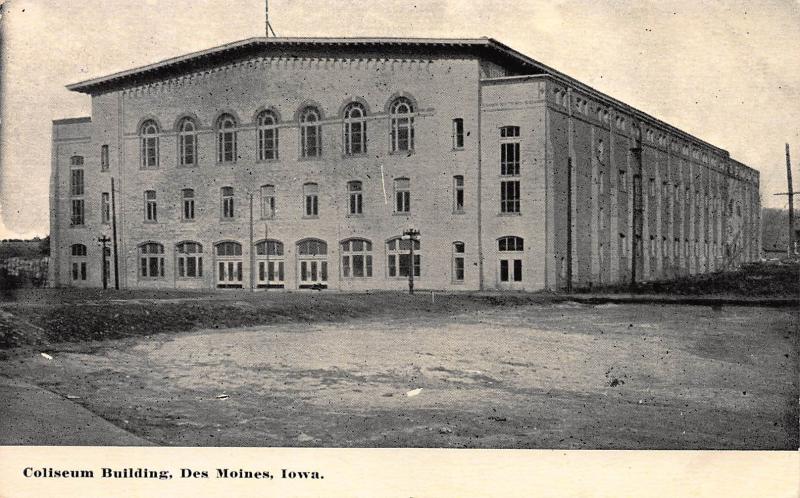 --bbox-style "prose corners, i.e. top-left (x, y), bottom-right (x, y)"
top-left (348, 181), bottom-right (363, 215)
top-left (182, 188), bottom-right (195, 221)
top-left (300, 106), bottom-right (322, 158)
top-left (101, 192), bottom-right (110, 224)
top-left (343, 102), bottom-right (367, 155)
top-left (140, 120), bottom-right (159, 169)
top-left (100, 145), bottom-right (109, 171)
top-left (500, 127), bottom-right (520, 176)
top-left (260, 184), bottom-right (276, 219)
top-left (500, 180), bottom-right (520, 214)
top-left (70, 155), bottom-right (84, 166)
top-left (221, 186), bottom-right (234, 219)
top-left (452, 118), bottom-right (464, 149)
top-left (394, 178), bottom-right (410, 213)
top-left (303, 183), bottom-right (319, 217)
top-left (453, 175), bottom-right (464, 213)
top-left (389, 97), bottom-right (414, 152)
top-left (257, 110), bottom-right (279, 161)
top-left (216, 114), bottom-right (238, 163)
top-left (178, 117), bottom-right (197, 167)
top-left (144, 190), bottom-right (157, 222)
